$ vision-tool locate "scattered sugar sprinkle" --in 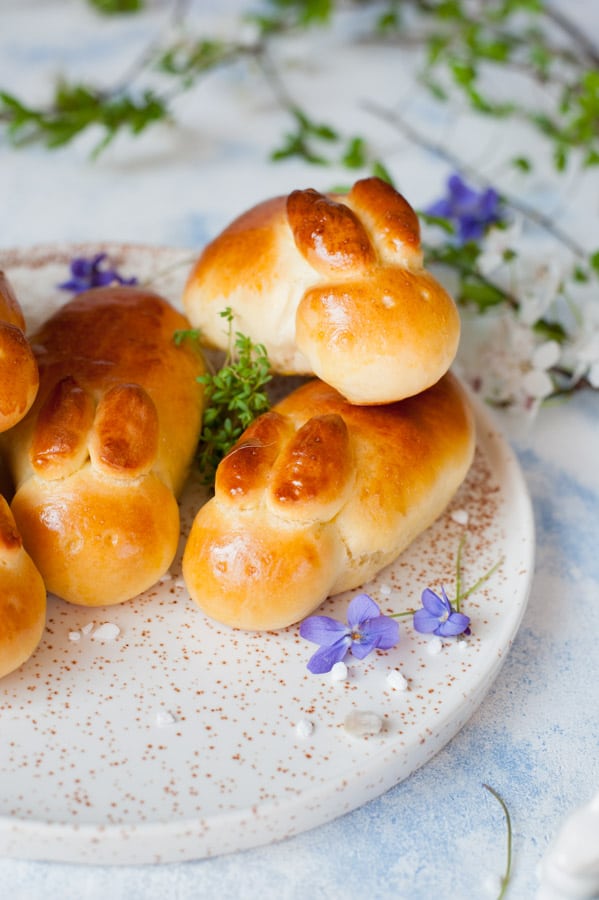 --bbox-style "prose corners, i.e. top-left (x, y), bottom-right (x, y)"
top-left (91, 622), bottom-right (120, 642)
top-left (427, 636), bottom-right (444, 656)
top-left (295, 718), bottom-right (314, 740)
top-left (386, 669), bottom-right (408, 691)
top-left (450, 508), bottom-right (469, 526)
top-left (330, 661), bottom-right (348, 682)
top-left (343, 710), bottom-right (383, 738)
top-left (155, 708), bottom-right (177, 728)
